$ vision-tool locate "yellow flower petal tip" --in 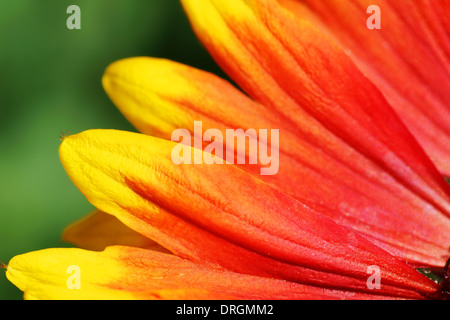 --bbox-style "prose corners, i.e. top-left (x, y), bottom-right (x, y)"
top-left (5, 247), bottom-right (134, 300)
top-left (102, 56), bottom-right (211, 137)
